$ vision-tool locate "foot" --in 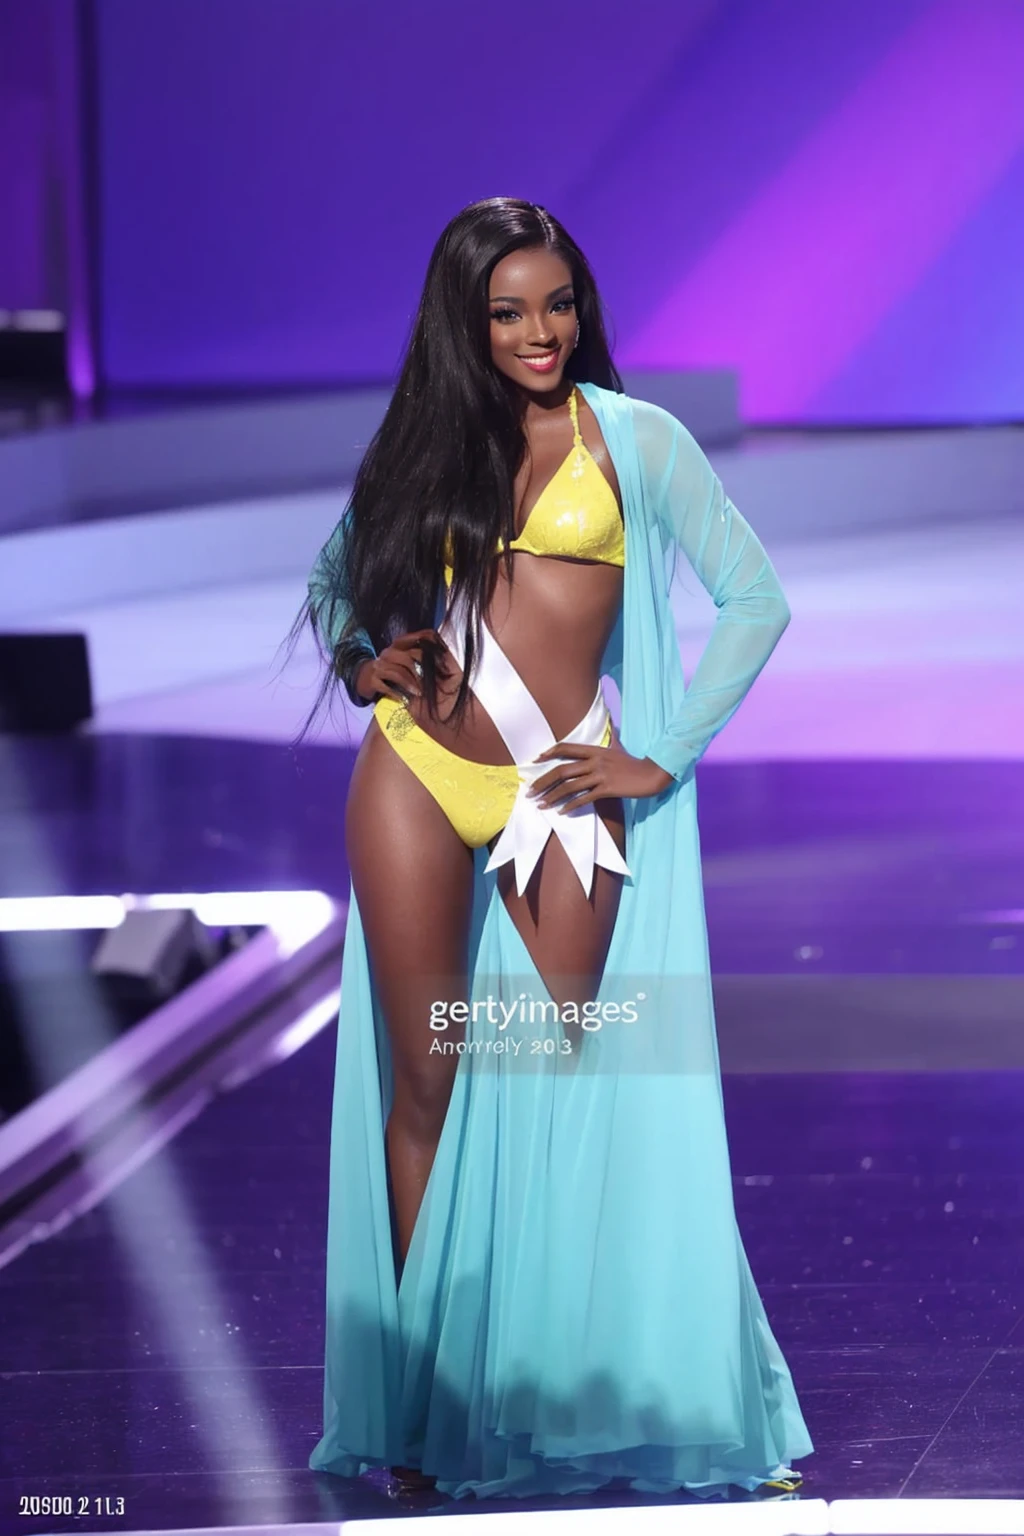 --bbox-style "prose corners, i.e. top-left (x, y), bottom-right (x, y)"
top-left (759, 1470), bottom-right (803, 1494)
